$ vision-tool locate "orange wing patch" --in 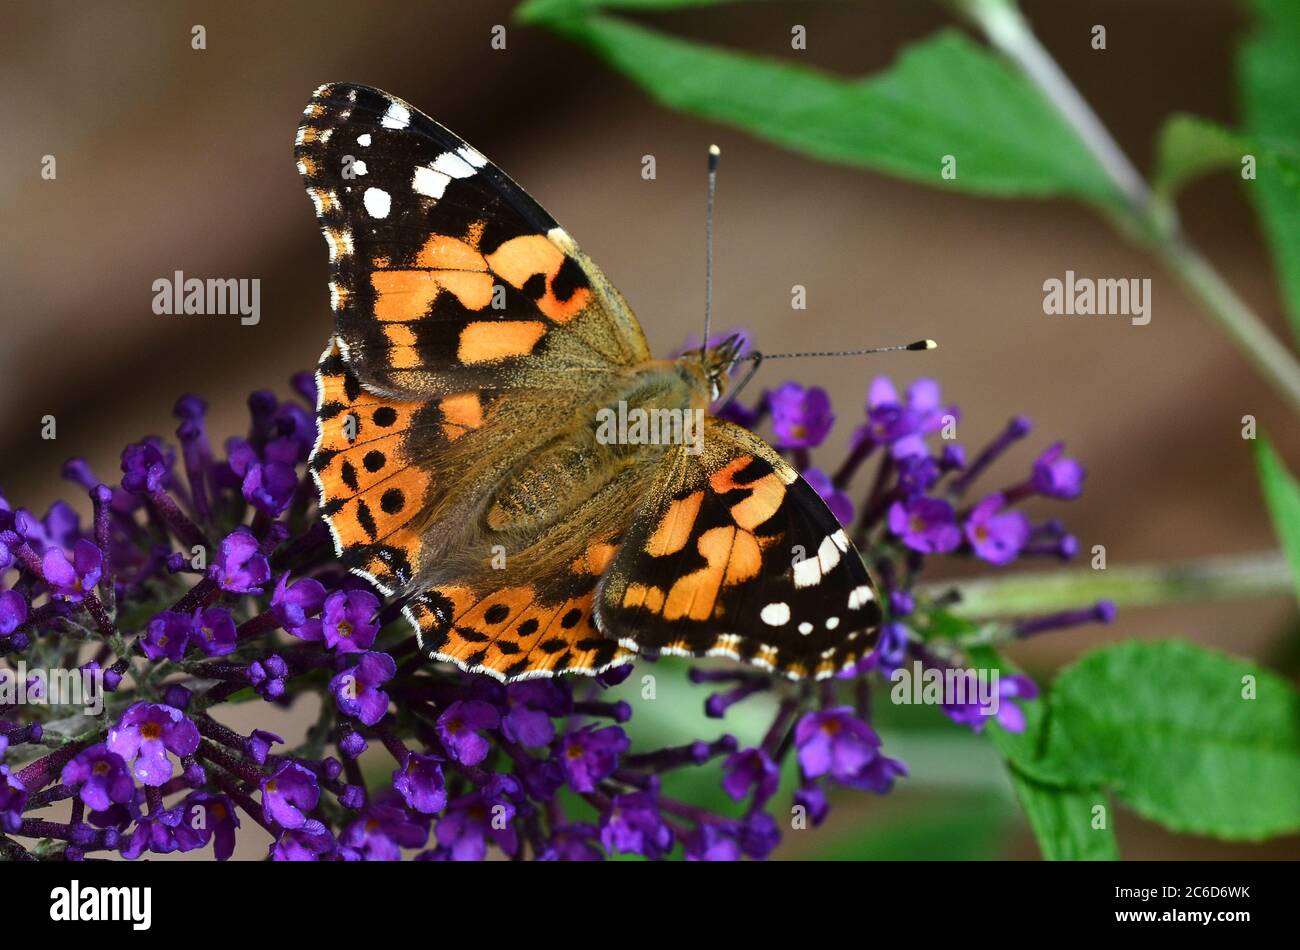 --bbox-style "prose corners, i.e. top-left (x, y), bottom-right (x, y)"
top-left (439, 392), bottom-right (485, 440)
top-left (457, 320), bottom-right (546, 364)
top-left (485, 235), bottom-right (591, 323)
top-left (644, 490), bottom-right (703, 557)
top-left (409, 583), bottom-right (632, 682)
top-left (312, 339), bottom-right (441, 593)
